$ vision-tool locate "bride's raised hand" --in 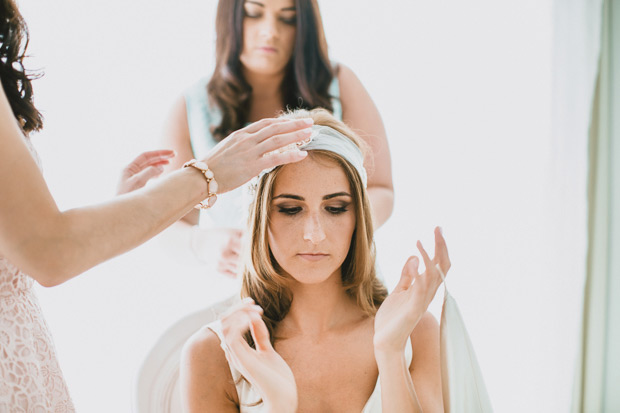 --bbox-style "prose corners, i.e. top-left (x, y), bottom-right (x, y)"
top-left (374, 227), bottom-right (451, 354)
top-left (220, 298), bottom-right (298, 413)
